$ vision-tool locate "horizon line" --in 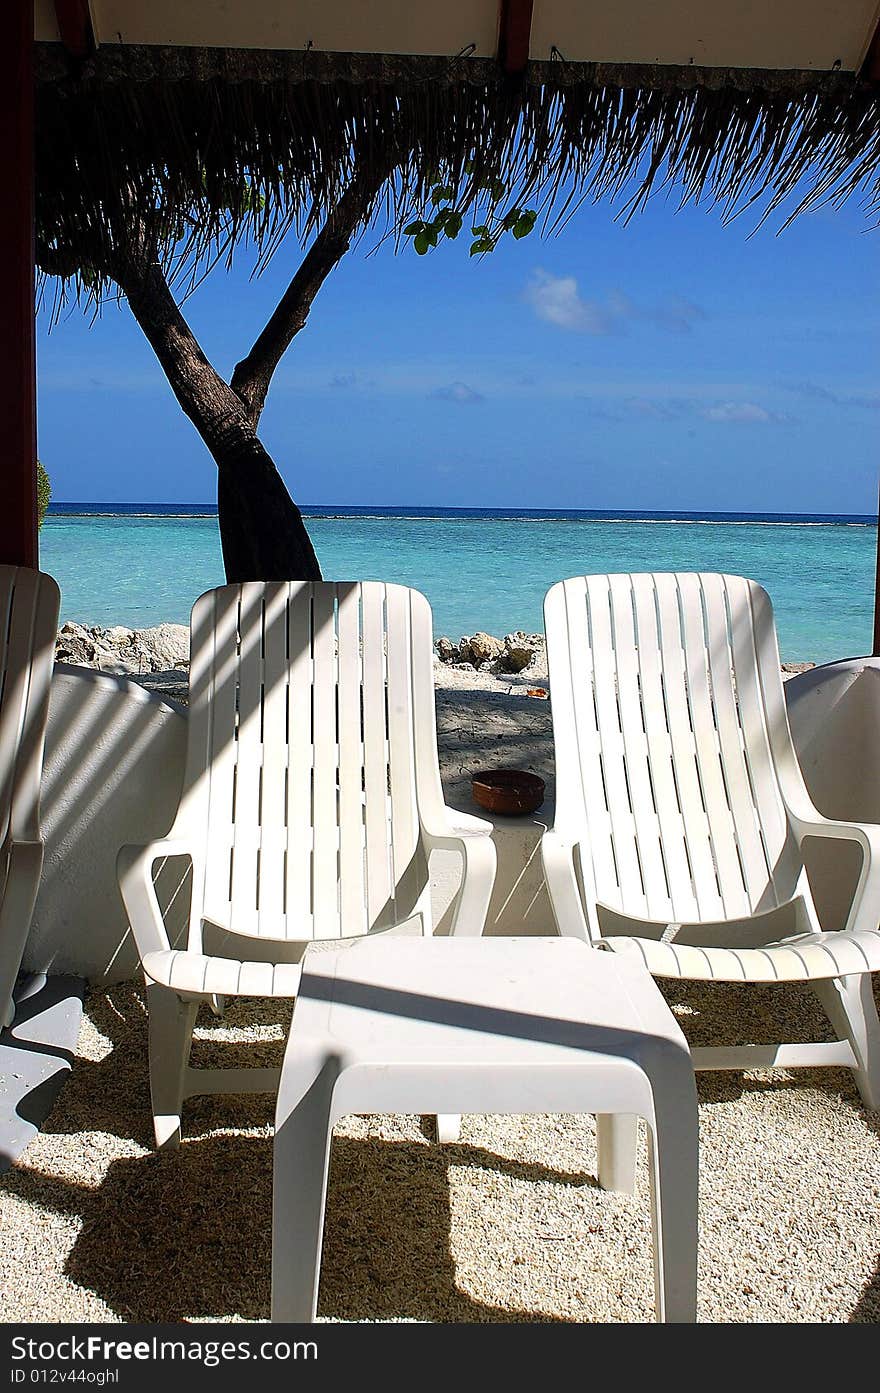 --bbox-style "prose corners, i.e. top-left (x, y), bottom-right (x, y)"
top-left (46, 501), bottom-right (877, 521)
